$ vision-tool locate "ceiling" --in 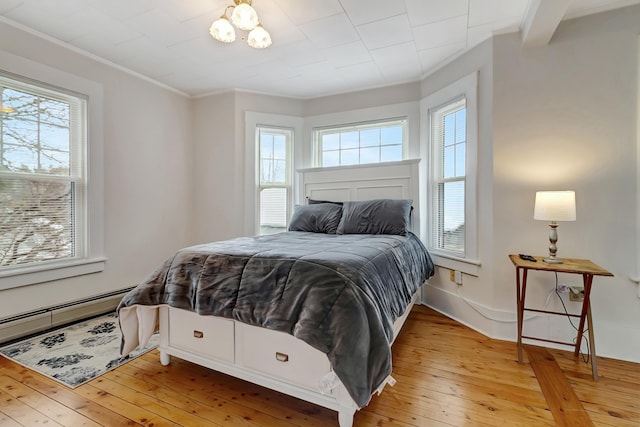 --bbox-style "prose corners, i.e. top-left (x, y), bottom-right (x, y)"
top-left (1, 0), bottom-right (639, 99)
